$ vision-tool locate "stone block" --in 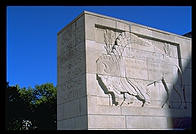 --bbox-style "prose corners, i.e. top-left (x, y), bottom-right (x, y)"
top-left (79, 97), bottom-right (88, 116)
top-left (170, 117), bottom-right (192, 129)
top-left (116, 21), bottom-right (130, 32)
top-left (96, 96), bottom-right (111, 106)
top-left (92, 104), bottom-right (121, 115)
top-left (126, 116), bottom-right (168, 129)
top-left (62, 115), bottom-right (88, 130)
top-left (63, 99), bottom-right (81, 120)
top-left (85, 40), bottom-right (108, 75)
top-left (181, 58), bottom-right (192, 69)
top-left (182, 68), bottom-right (192, 86)
top-left (184, 85), bottom-right (192, 103)
top-left (180, 44), bottom-right (191, 60)
top-left (88, 115), bottom-right (125, 129)
top-left (147, 100), bottom-right (164, 108)
top-left (74, 115), bottom-right (88, 130)
top-left (59, 74), bottom-right (86, 103)
top-left (147, 60), bottom-right (162, 81)
top-left (87, 95), bottom-right (97, 114)
top-left (86, 50), bottom-right (103, 74)
top-left (169, 44), bottom-right (179, 58)
top-left (95, 27), bottom-right (105, 44)
top-left (86, 73), bottom-right (98, 96)
top-left (84, 14), bottom-right (96, 40)
top-left (95, 15), bottom-right (116, 29)
top-left (57, 103), bottom-right (64, 121)
top-left (75, 15), bottom-right (85, 46)
top-left (175, 36), bottom-right (192, 59)
top-left (62, 118), bottom-right (75, 130)
top-left (128, 48), bottom-right (152, 60)
top-left (57, 85), bottom-right (63, 105)
top-left (125, 57), bottom-right (148, 80)
top-left (168, 108), bottom-right (192, 118)
top-left (131, 24), bottom-right (152, 37)
top-left (57, 120), bottom-right (63, 130)
top-left (147, 82), bottom-right (160, 101)
top-left (151, 29), bottom-right (175, 43)
top-left (121, 106), bottom-right (168, 116)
